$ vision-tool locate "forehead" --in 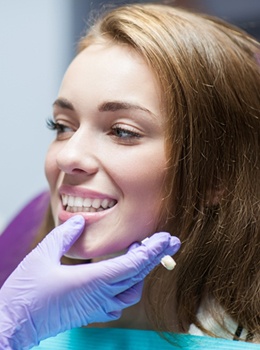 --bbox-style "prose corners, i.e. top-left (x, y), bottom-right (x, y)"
top-left (59, 43), bottom-right (162, 113)
top-left (62, 43), bottom-right (151, 87)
